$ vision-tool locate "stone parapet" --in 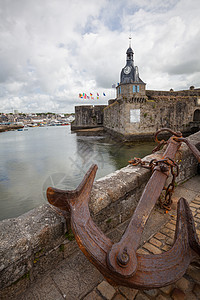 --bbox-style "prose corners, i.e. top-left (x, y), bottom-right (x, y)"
top-left (0, 131), bottom-right (200, 298)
